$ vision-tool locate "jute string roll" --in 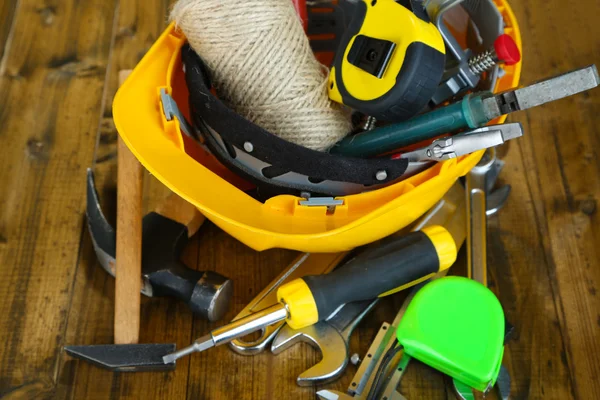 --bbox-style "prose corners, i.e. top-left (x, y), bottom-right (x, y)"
top-left (170, 0), bottom-right (351, 151)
